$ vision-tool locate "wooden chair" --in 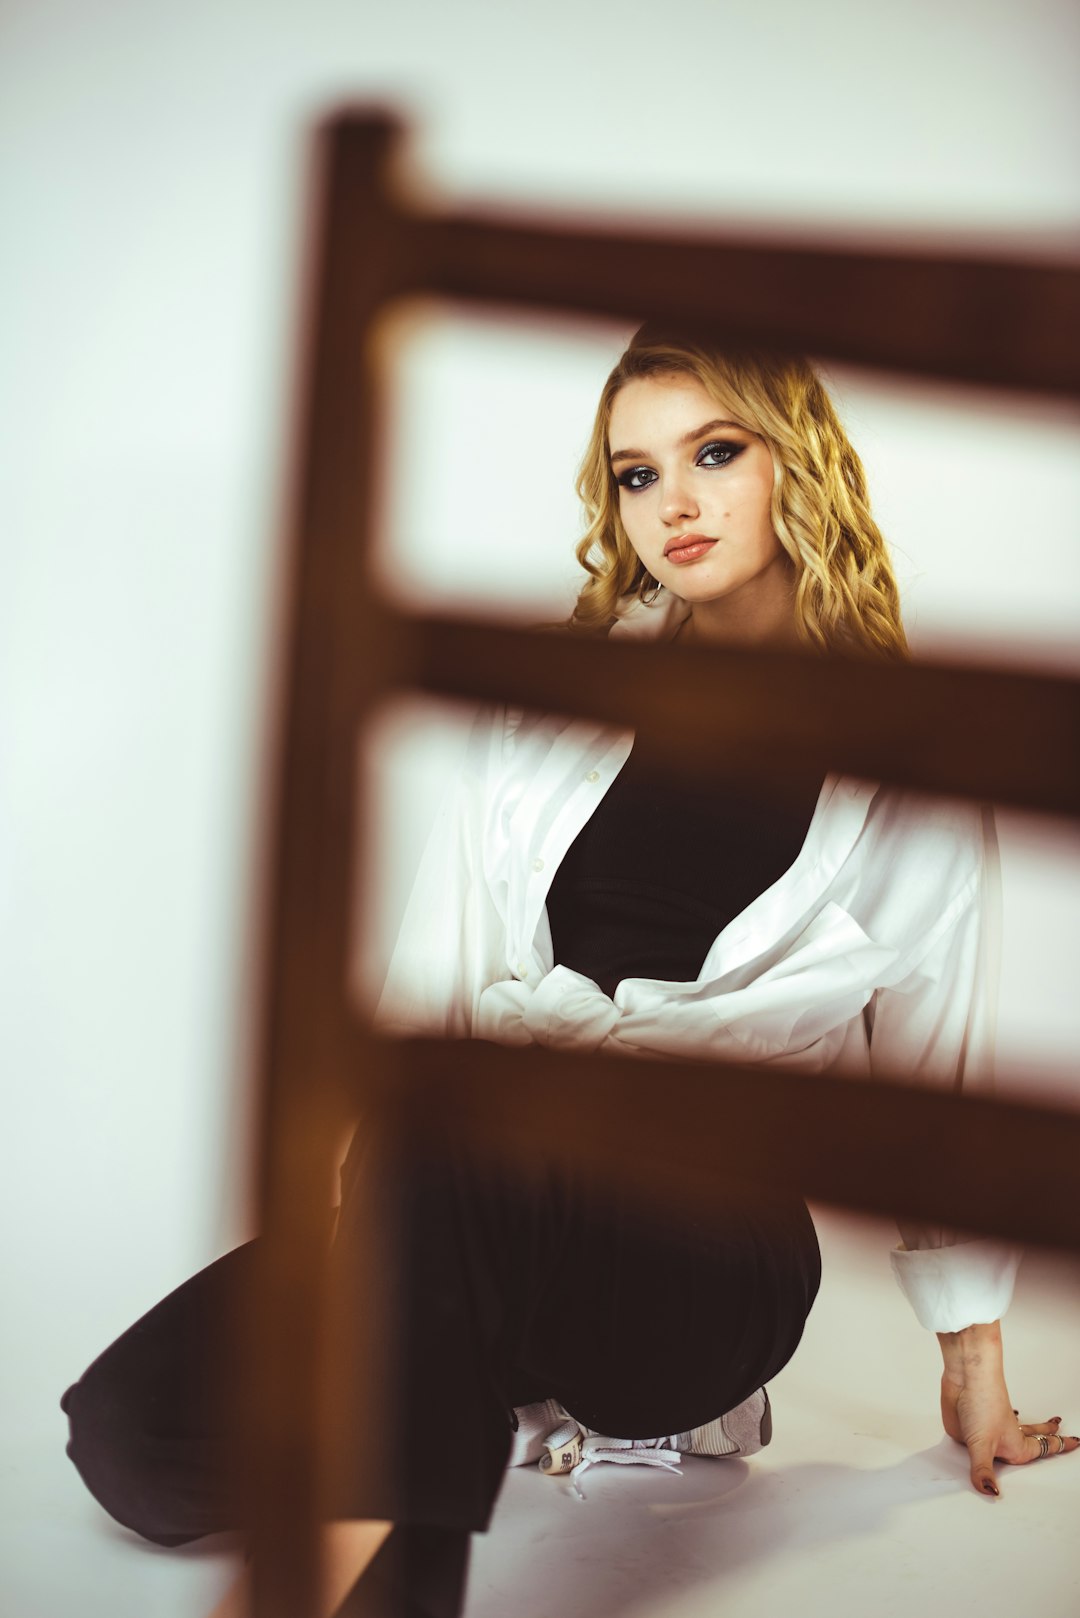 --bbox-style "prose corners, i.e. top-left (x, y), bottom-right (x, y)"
top-left (242, 108), bottom-right (1080, 1615)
